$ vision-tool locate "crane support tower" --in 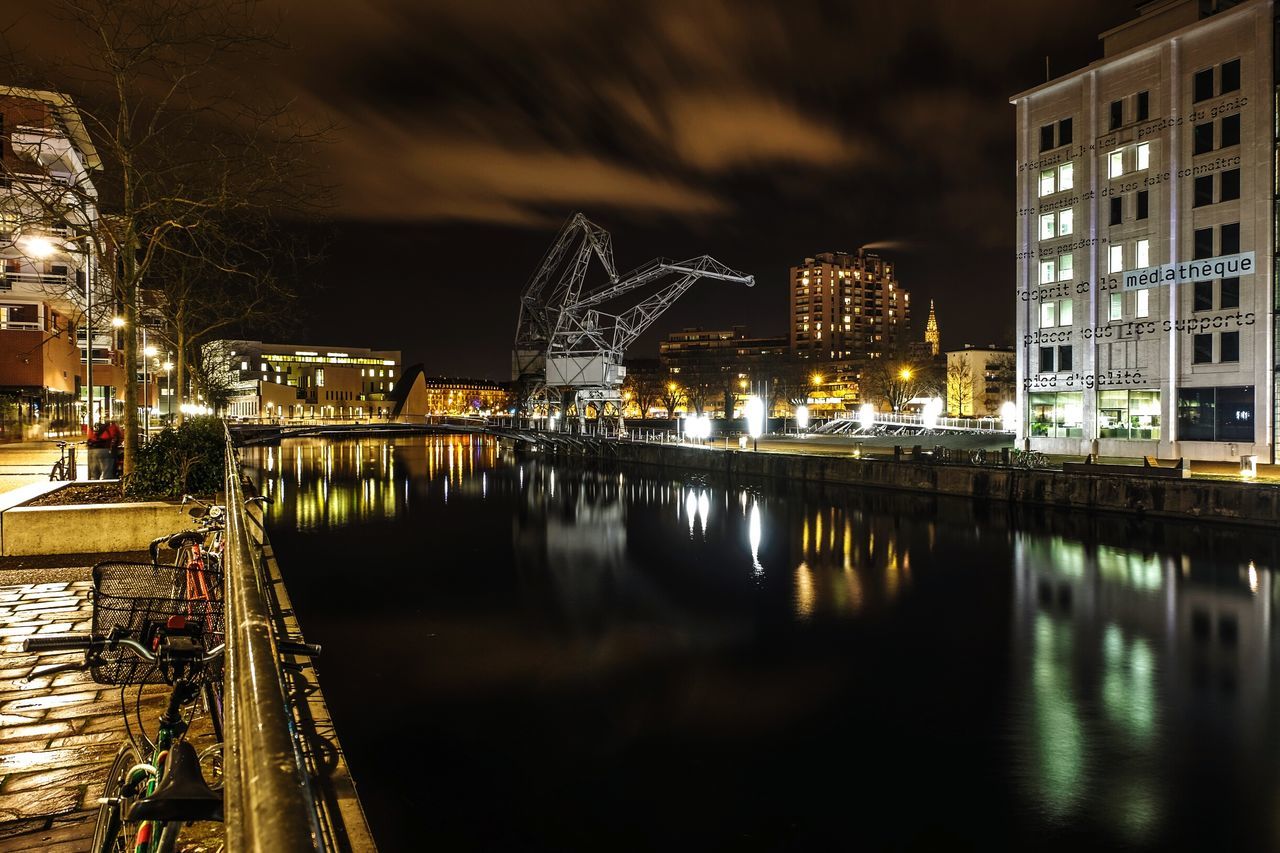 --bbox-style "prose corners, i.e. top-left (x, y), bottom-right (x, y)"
top-left (512, 213), bottom-right (754, 432)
